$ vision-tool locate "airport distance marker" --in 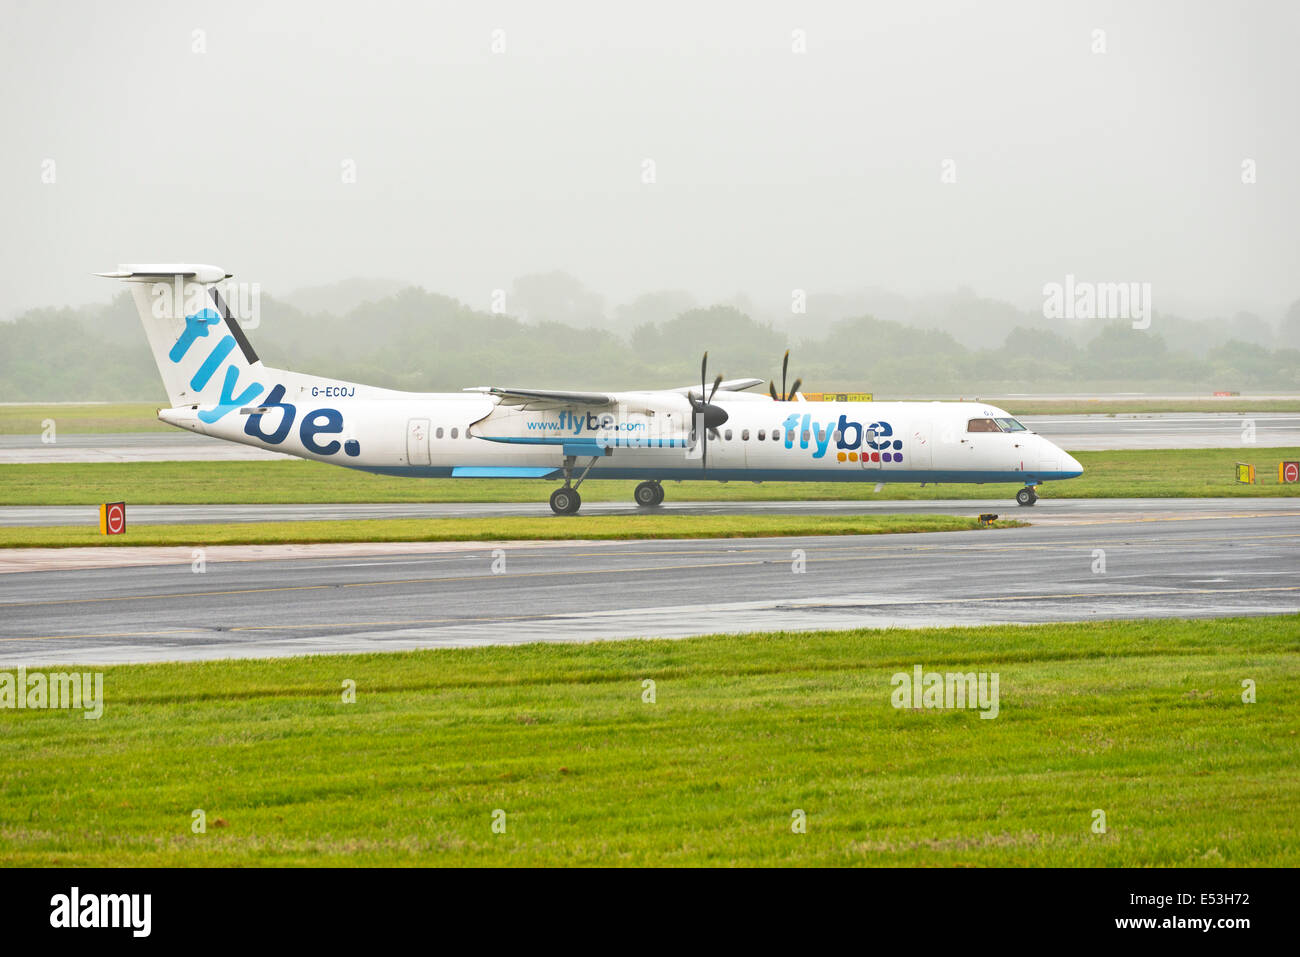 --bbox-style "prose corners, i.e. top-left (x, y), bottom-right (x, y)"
top-left (99, 501), bottom-right (126, 535)
top-left (1235, 462), bottom-right (1256, 485)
